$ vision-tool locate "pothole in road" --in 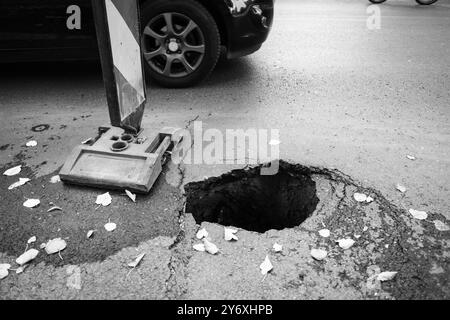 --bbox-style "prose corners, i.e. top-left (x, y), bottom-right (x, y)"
top-left (185, 162), bottom-right (320, 233)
